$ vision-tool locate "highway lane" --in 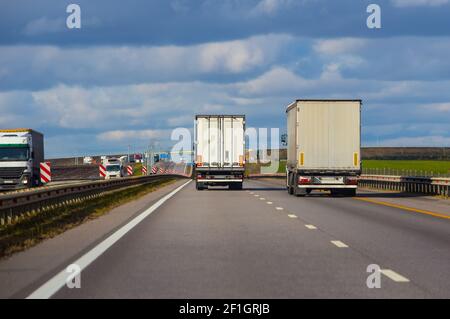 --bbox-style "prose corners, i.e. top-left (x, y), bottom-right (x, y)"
top-left (246, 179), bottom-right (450, 298)
top-left (45, 179), bottom-right (450, 298)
